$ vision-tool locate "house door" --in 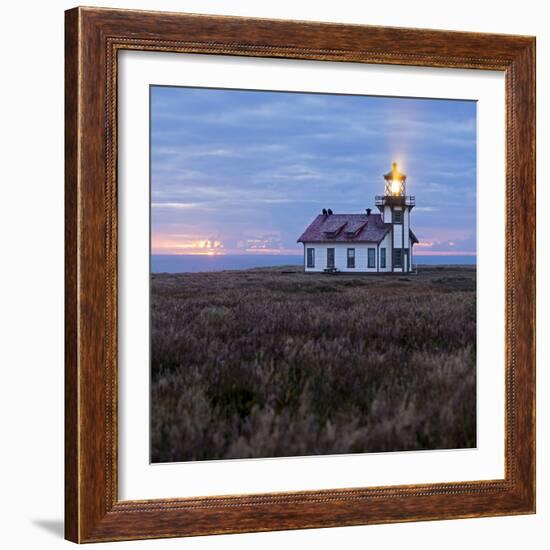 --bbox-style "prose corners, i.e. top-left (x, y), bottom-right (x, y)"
top-left (327, 248), bottom-right (335, 268)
